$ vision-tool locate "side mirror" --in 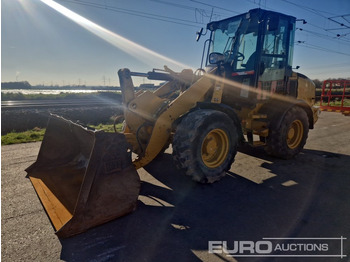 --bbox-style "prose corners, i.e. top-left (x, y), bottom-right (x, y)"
top-left (209, 52), bottom-right (225, 64)
top-left (196, 28), bottom-right (204, 42)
